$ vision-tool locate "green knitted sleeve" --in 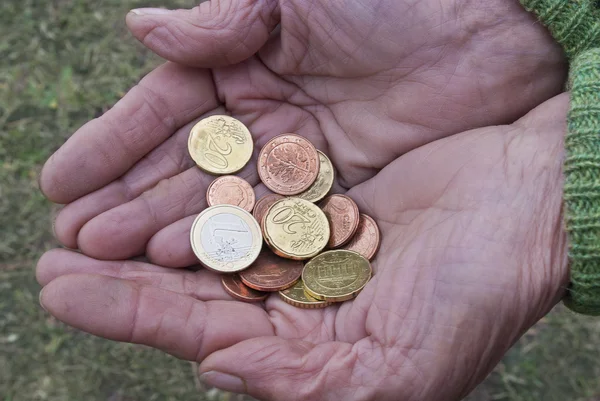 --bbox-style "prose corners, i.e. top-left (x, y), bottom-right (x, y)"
top-left (520, 0), bottom-right (600, 315)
